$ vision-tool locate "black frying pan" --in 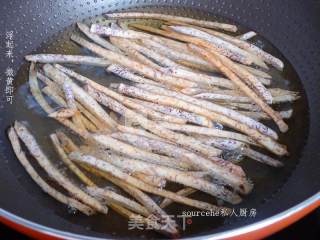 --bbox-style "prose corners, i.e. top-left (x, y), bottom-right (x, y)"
top-left (0, 0), bottom-right (319, 239)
